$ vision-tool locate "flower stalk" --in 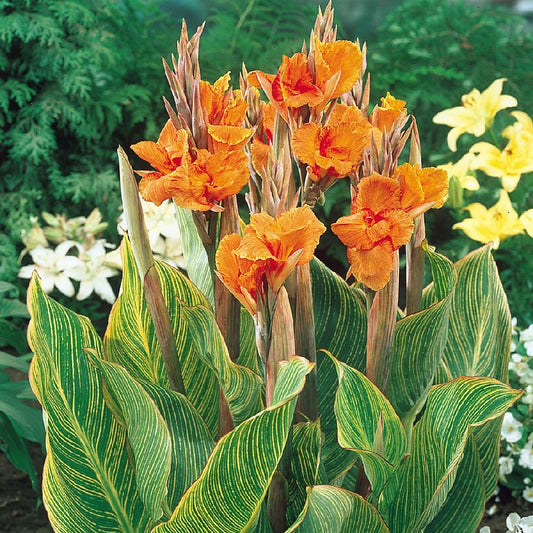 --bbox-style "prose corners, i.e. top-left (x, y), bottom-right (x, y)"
top-left (405, 119), bottom-right (425, 316)
top-left (365, 252), bottom-right (400, 394)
